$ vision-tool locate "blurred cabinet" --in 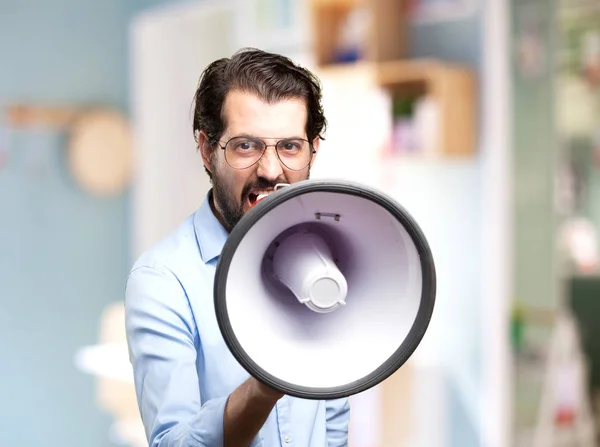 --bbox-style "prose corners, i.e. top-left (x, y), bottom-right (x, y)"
top-left (569, 275), bottom-right (600, 432)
